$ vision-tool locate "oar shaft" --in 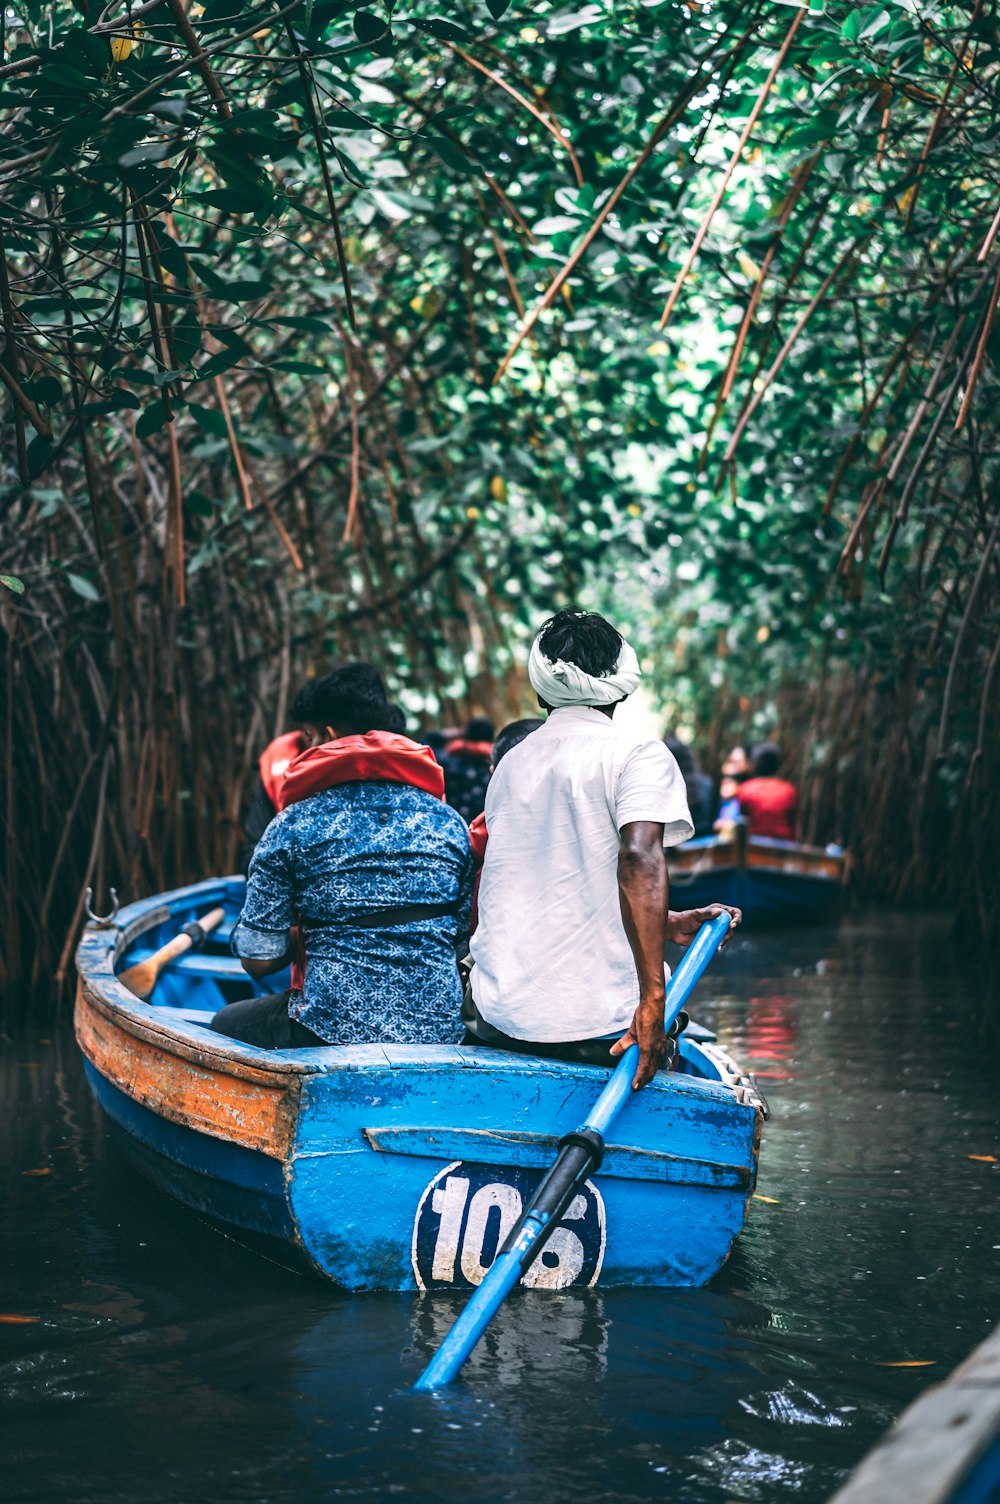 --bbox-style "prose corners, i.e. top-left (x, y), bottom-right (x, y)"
top-left (413, 910), bottom-right (733, 1392)
top-left (119, 906), bottom-right (225, 999)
